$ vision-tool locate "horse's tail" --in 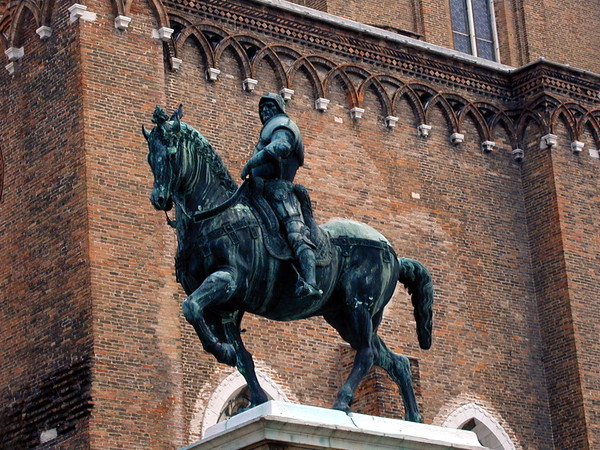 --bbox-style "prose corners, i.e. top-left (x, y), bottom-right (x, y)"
top-left (397, 257), bottom-right (434, 350)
